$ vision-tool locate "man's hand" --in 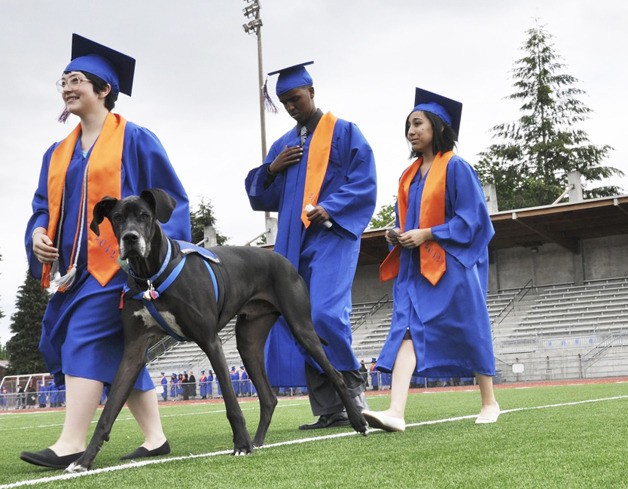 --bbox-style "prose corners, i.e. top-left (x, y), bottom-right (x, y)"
top-left (305, 204), bottom-right (331, 225)
top-left (268, 145), bottom-right (304, 174)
